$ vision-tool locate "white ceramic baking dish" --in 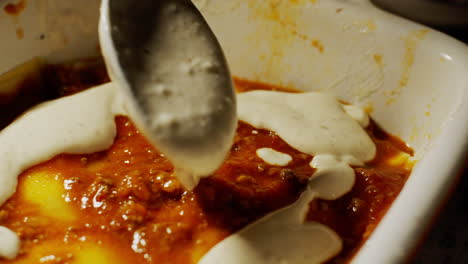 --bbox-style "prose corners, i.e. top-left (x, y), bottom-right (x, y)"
top-left (0, 0), bottom-right (467, 263)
